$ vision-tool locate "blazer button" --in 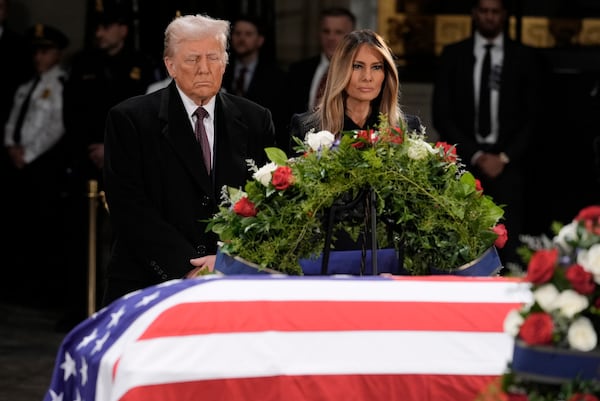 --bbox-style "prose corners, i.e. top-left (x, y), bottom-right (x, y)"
top-left (200, 196), bottom-right (210, 207)
top-left (196, 245), bottom-right (207, 256)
